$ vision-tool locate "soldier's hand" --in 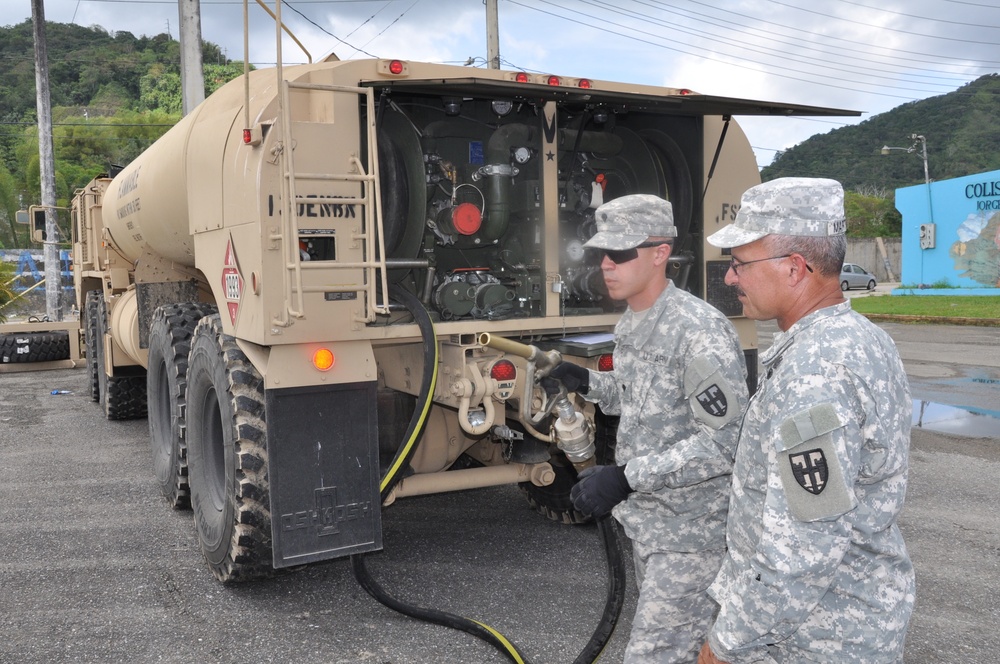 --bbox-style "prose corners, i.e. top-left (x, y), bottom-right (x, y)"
top-left (697, 642), bottom-right (728, 664)
top-left (570, 464), bottom-right (632, 518)
top-left (541, 361), bottom-right (590, 395)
